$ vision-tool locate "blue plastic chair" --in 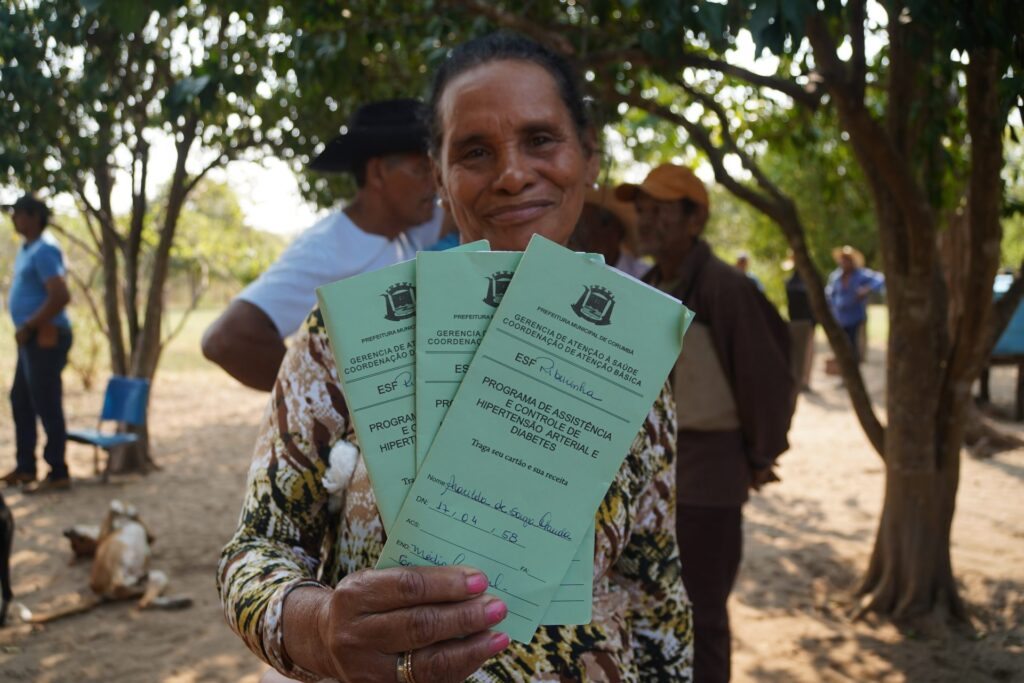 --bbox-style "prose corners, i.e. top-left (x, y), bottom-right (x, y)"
top-left (981, 275), bottom-right (1024, 421)
top-left (993, 274), bottom-right (1024, 357)
top-left (67, 376), bottom-right (151, 479)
